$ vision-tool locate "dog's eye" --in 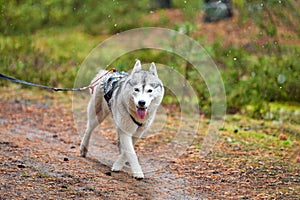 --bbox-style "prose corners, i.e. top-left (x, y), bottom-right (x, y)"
top-left (147, 89), bottom-right (153, 93)
top-left (134, 88), bottom-right (140, 92)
